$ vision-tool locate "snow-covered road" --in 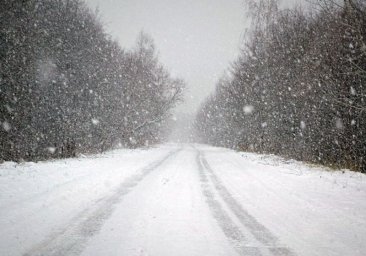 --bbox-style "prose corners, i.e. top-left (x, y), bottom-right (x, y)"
top-left (1, 144), bottom-right (365, 256)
